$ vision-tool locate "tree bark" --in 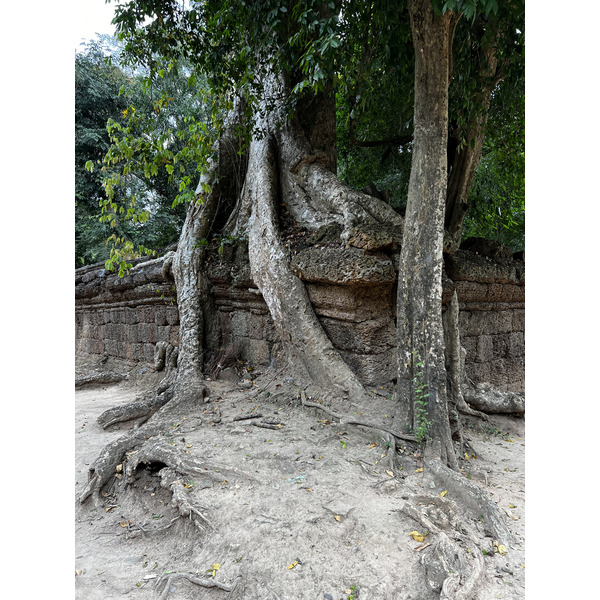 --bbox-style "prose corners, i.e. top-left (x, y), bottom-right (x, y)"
top-left (244, 71), bottom-right (371, 399)
top-left (394, 0), bottom-right (457, 468)
top-left (444, 26), bottom-right (501, 255)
